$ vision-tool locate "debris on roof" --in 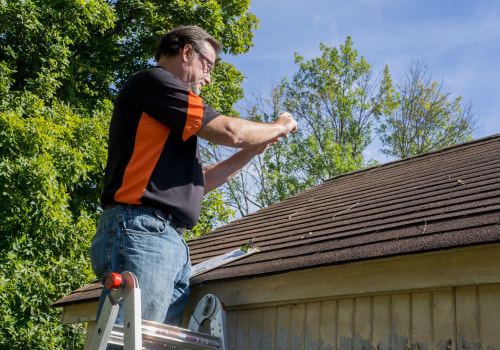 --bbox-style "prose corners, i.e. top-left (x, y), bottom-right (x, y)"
top-left (189, 134), bottom-right (500, 286)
